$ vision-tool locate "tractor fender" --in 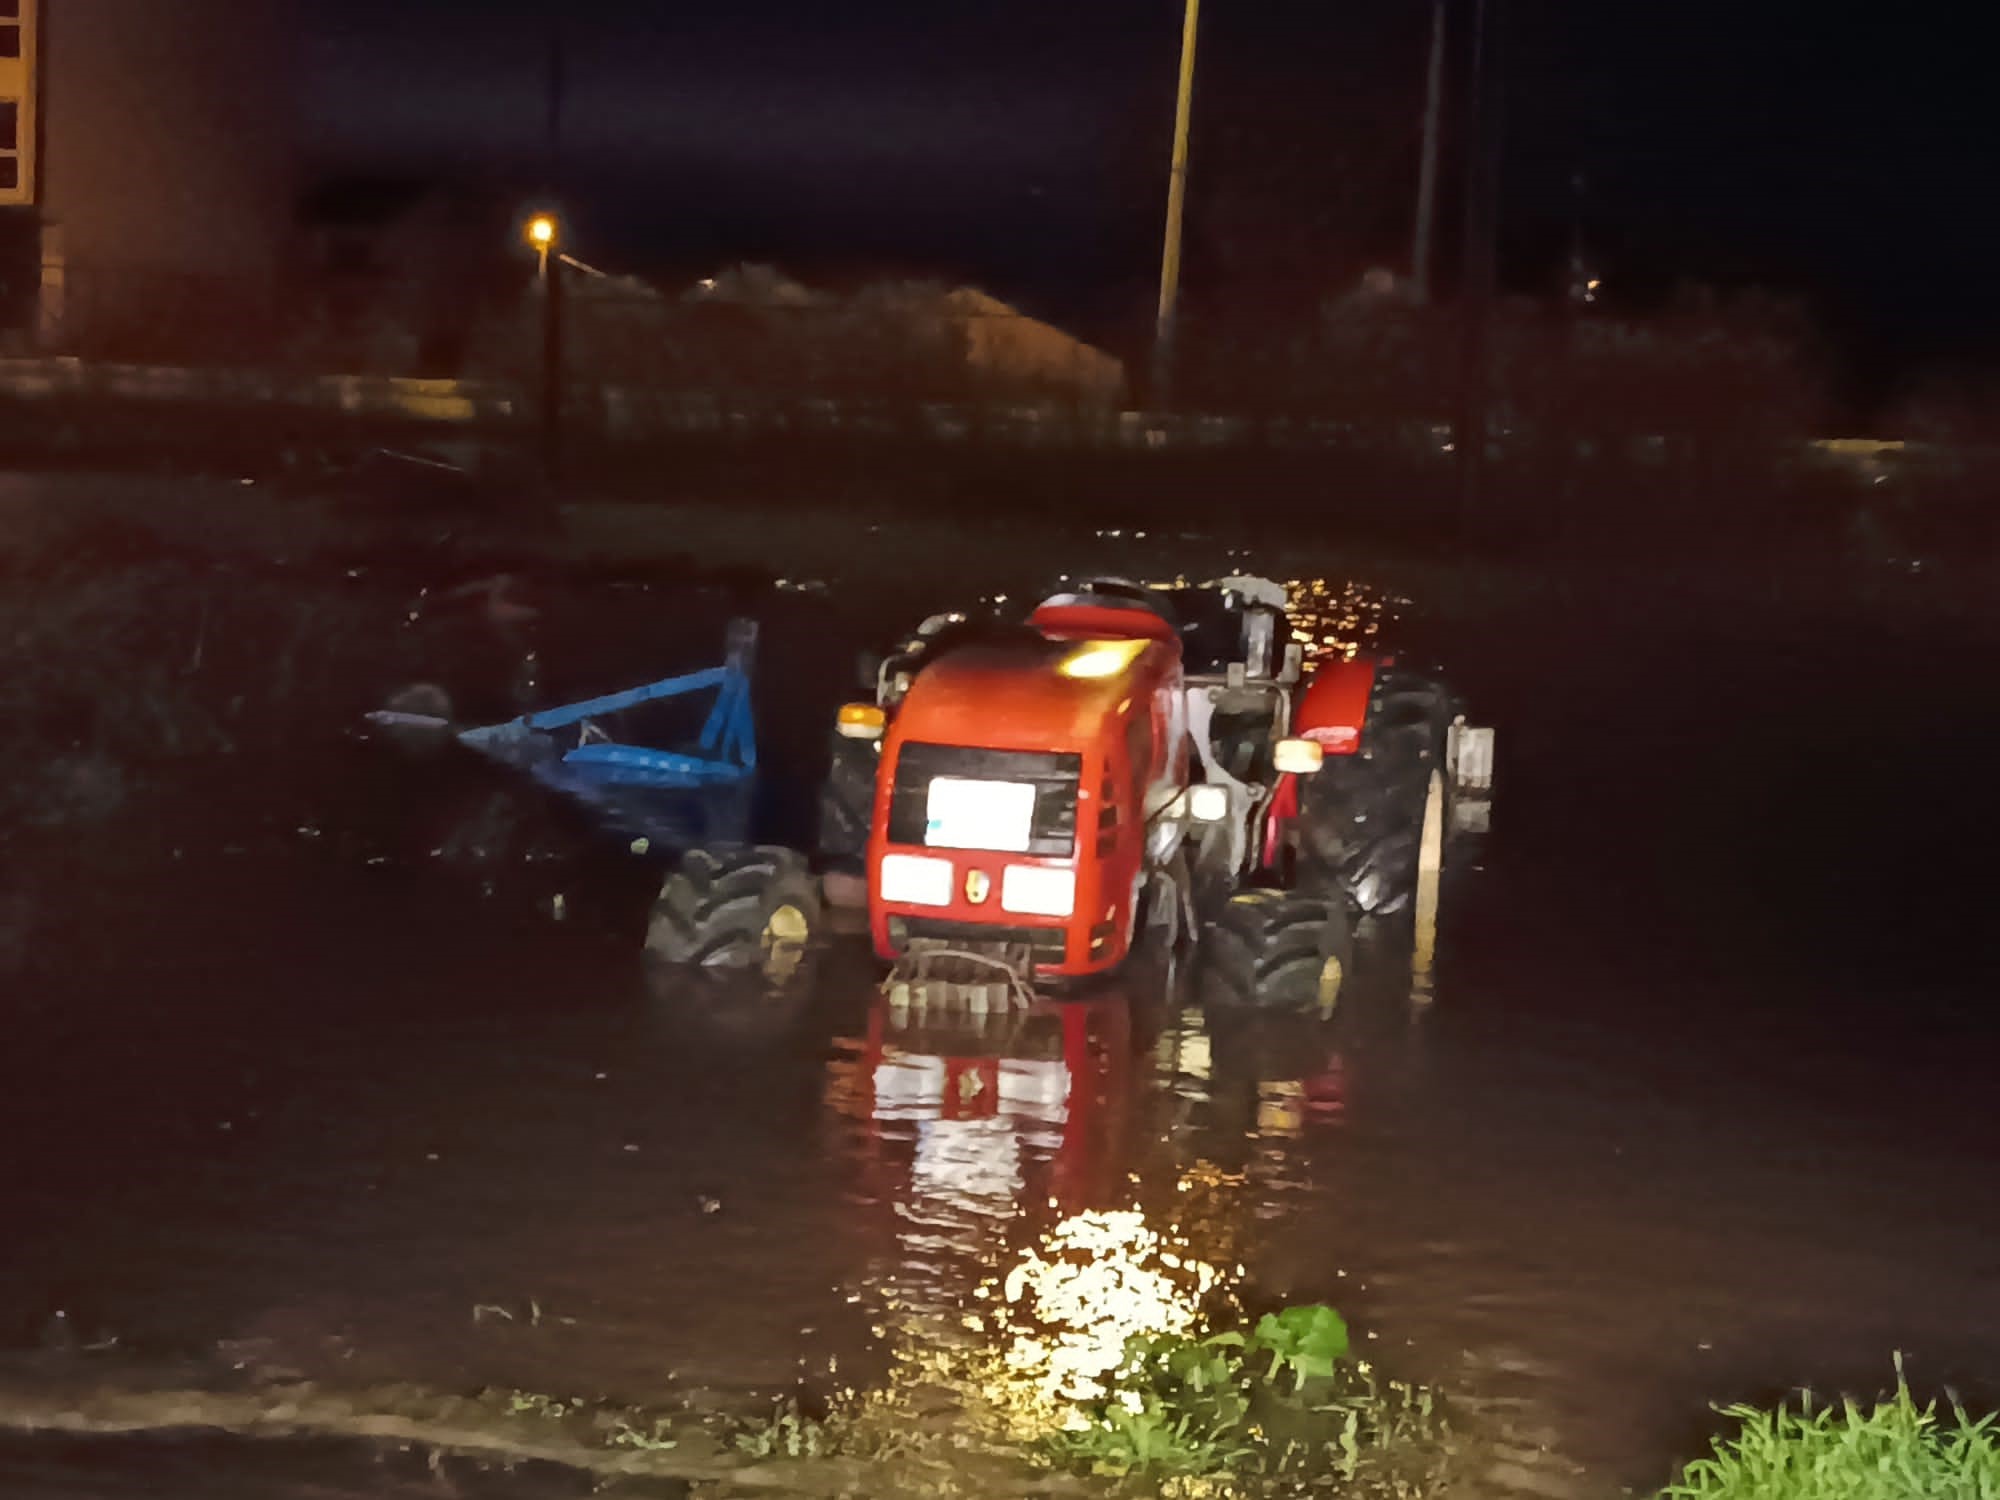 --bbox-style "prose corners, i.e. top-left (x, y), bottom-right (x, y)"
top-left (1291, 656), bottom-right (1379, 755)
